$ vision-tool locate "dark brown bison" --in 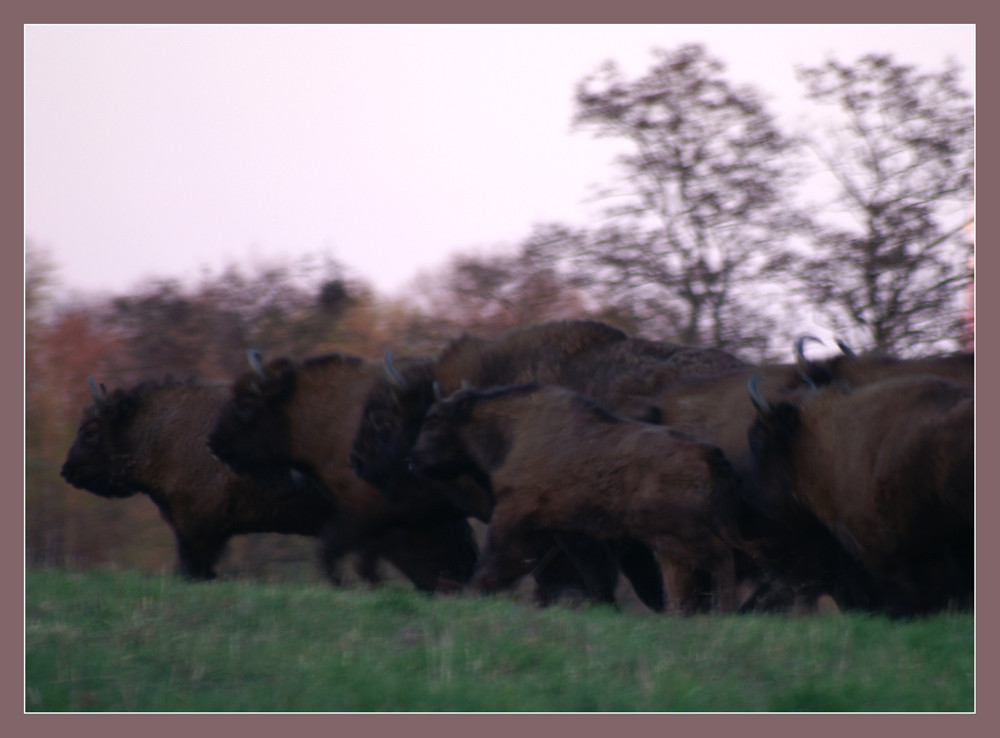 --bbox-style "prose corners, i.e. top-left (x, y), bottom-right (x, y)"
top-left (636, 363), bottom-right (805, 477)
top-left (747, 374), bottom-right (974, 616)
top-left (61, 376), bottom-right (340, 580)
top-left (617, 359), bottom-right (849, 611)
top-left (351, 320), bottom-right (746, 504)
top-left (407, 383), bottom-right (743, 613)
top-left (622, 334), bottom-right (944, 612)
top-left (349, 320), bottom-right (746, 611)
top-left (207, 351), bottom-right (479, 593)
top-left (629, 337), bottom-right (976, 613)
